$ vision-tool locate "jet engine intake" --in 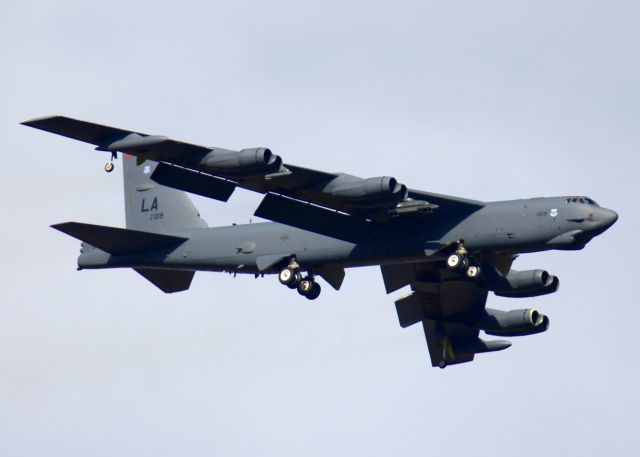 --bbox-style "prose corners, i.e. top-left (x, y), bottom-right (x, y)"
top-left (480, 308), bottom-right (549, 337)
top-left (203, 147), bottom-right (282, 174)
top-left (323, 175), bottom-right (408, 204)
top-left (491, 269), bottom-right (559, 298)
